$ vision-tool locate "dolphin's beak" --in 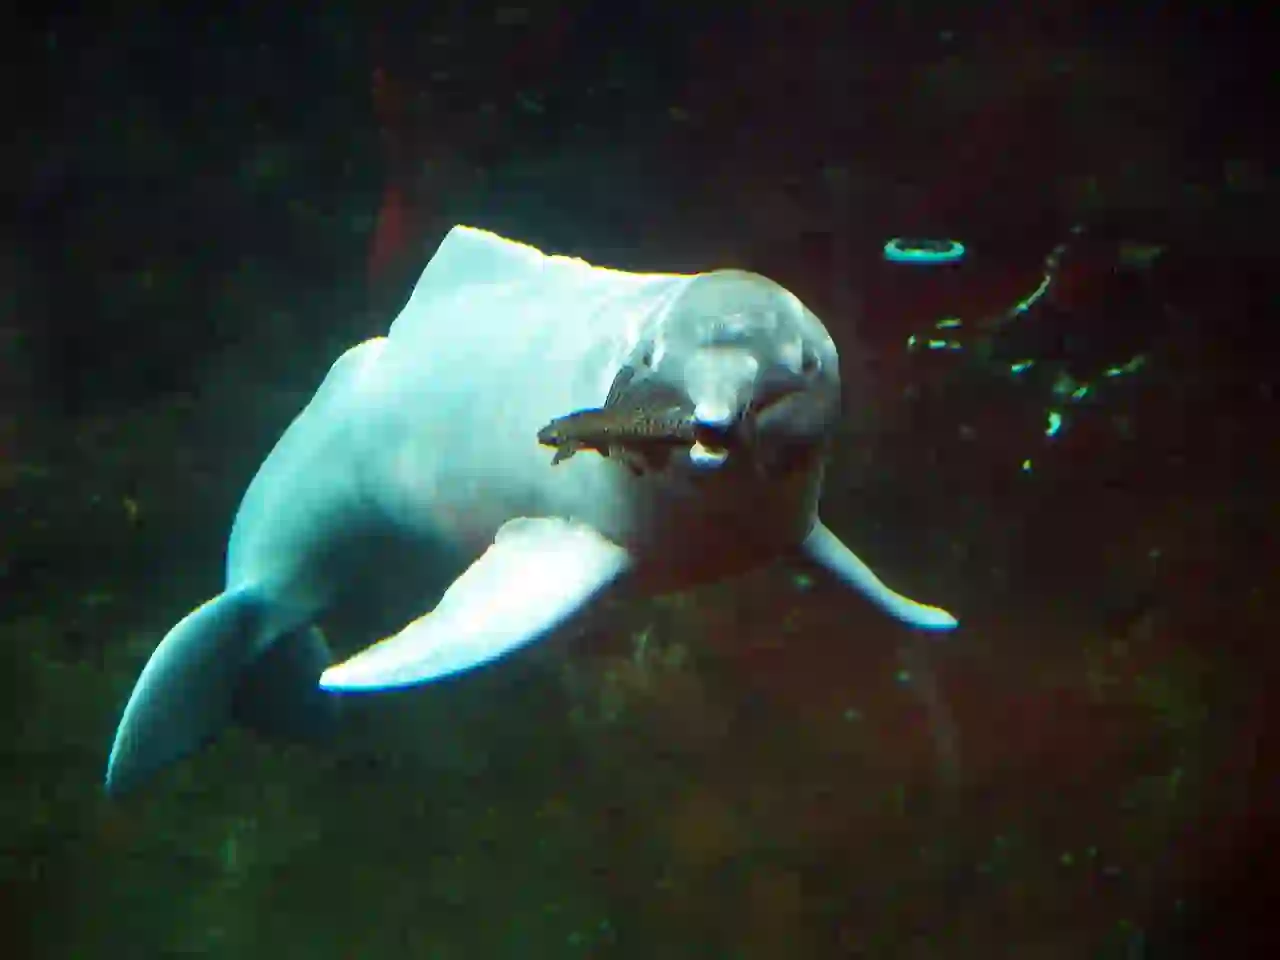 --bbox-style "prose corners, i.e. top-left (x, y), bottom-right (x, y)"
top-left (679, 348), bottom-right (756, 468)
top-left (683, 353), bottom-right (828, 472)
top-left (686, 348), bottom-right (815, 424)
top-left (685, 348), bottom-right (759, 429)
